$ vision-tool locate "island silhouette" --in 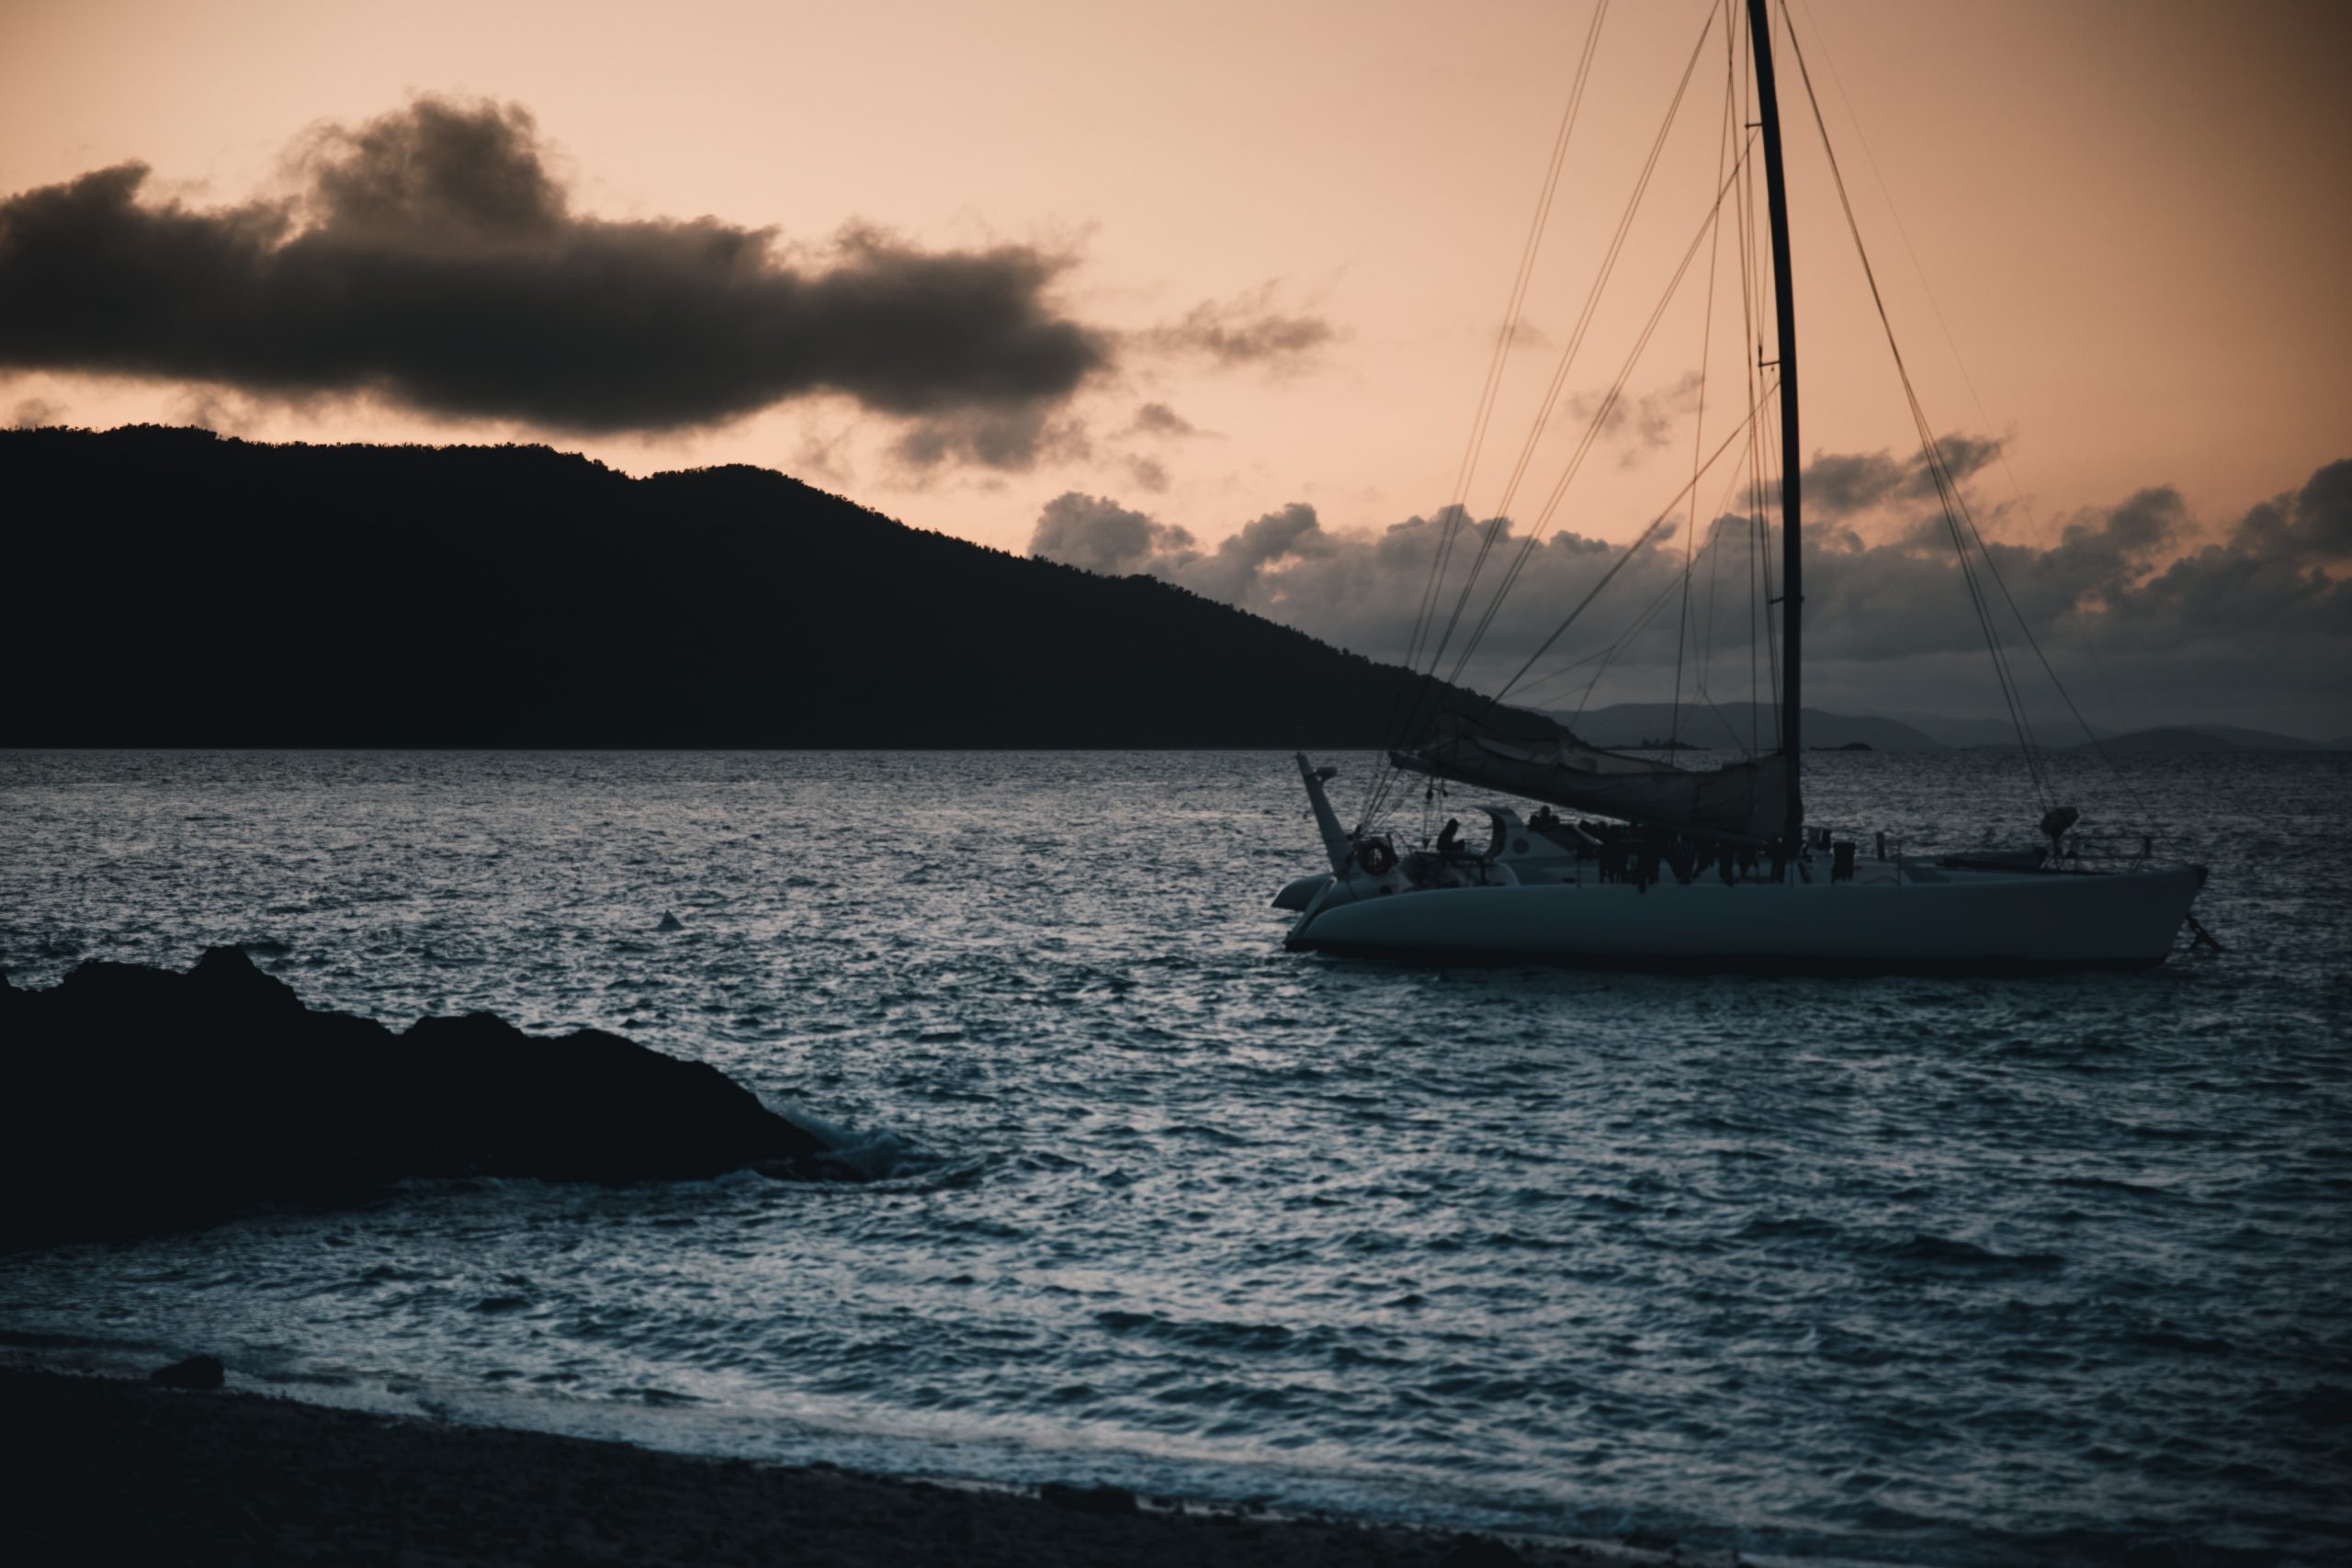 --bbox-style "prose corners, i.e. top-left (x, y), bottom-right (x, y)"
top-left (3, 425), bottom-right (1487, 749)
